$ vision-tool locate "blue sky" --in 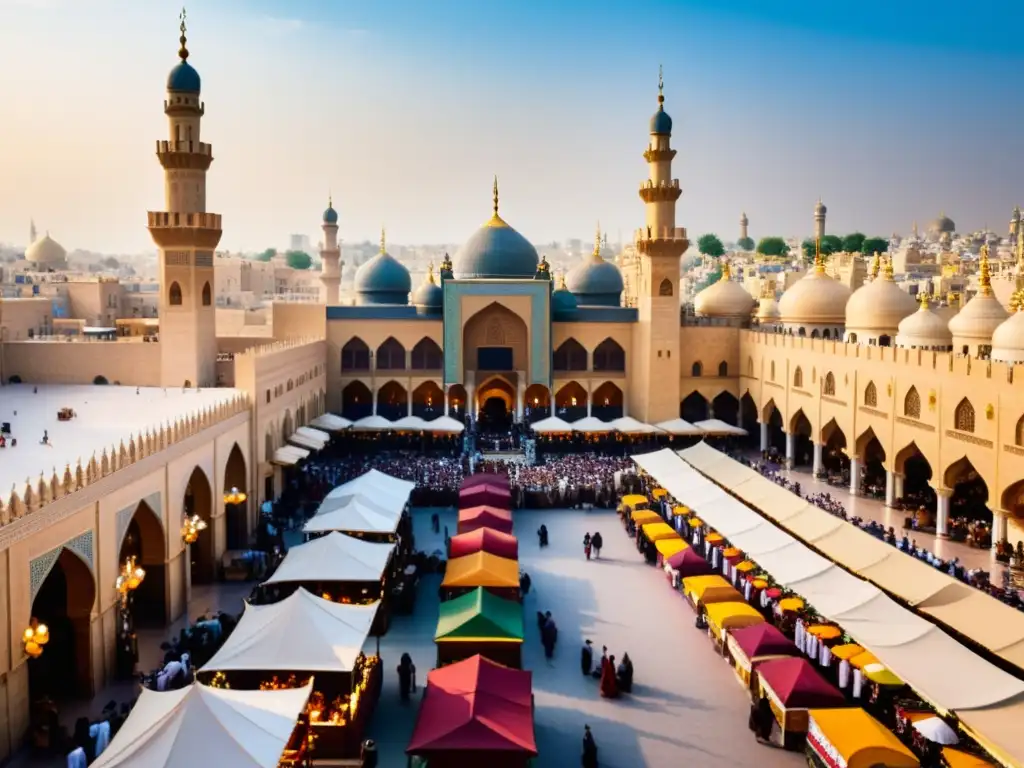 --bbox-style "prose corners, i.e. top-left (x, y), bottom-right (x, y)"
top-left (0, 0), bottom-right (1020, 253)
